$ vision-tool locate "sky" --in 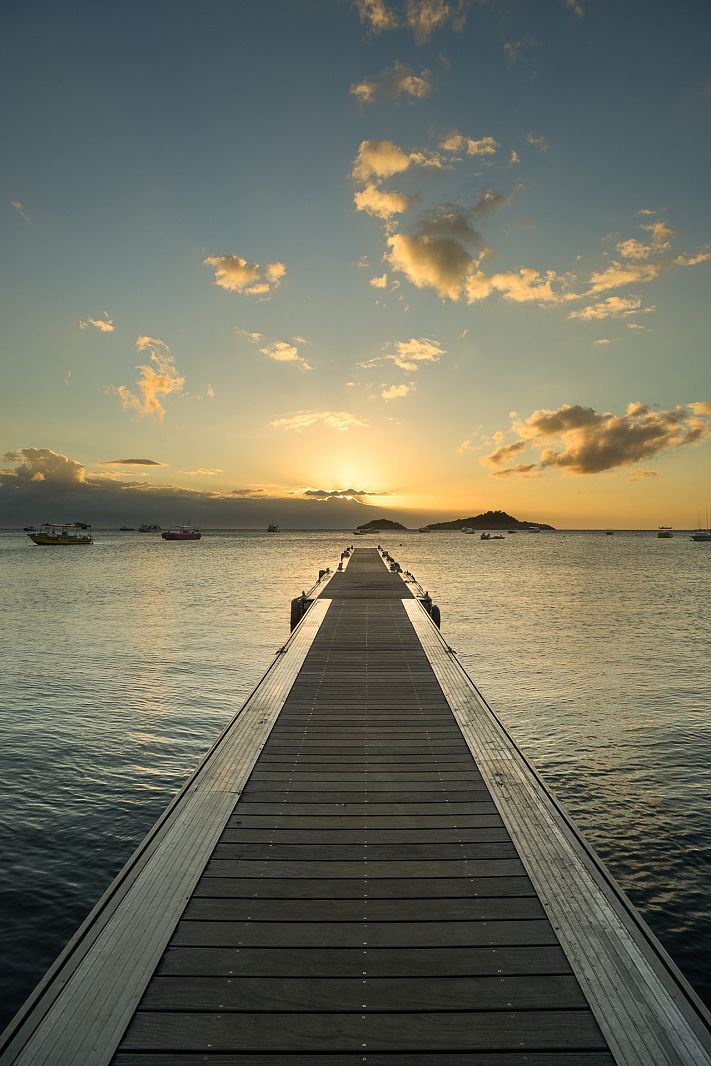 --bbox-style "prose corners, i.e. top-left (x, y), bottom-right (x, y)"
top-left (1, 0), bottom-right (710, 529)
